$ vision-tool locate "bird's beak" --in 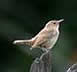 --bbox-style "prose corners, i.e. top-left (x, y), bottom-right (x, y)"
top-left (57, 19), bottom-right (64, 23)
